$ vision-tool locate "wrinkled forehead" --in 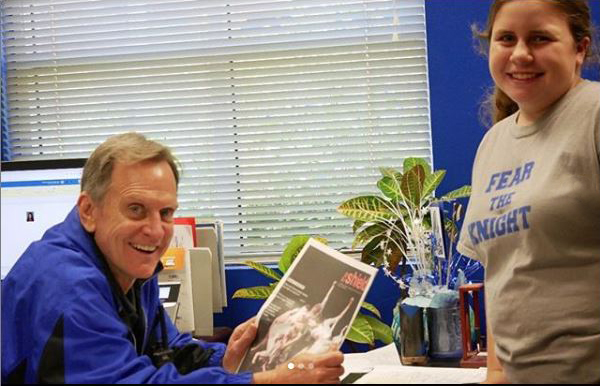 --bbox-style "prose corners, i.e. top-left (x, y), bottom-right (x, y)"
top-left (104, 160), bottom-right (178, 200)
